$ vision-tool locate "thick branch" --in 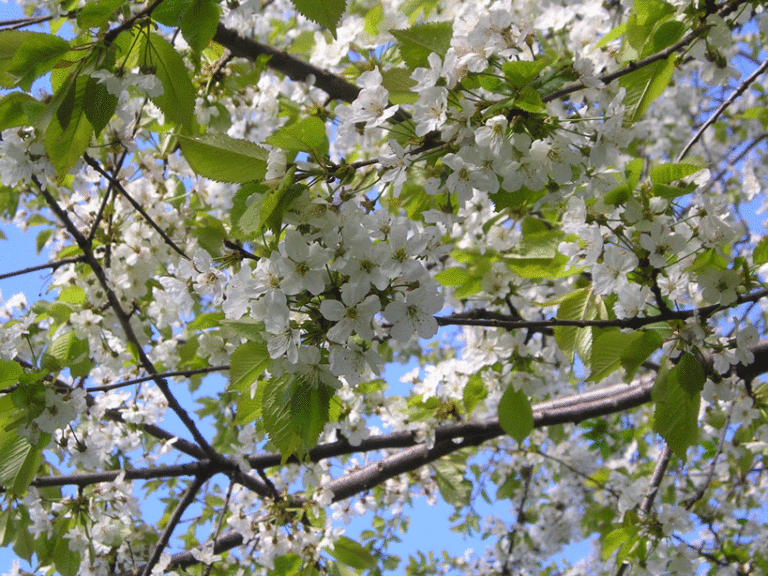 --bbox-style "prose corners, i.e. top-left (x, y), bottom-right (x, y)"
top-left (213, 24), bottom-right (361, 103)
